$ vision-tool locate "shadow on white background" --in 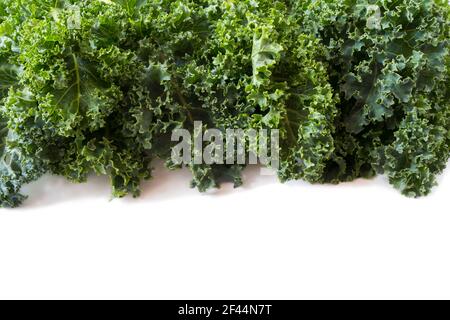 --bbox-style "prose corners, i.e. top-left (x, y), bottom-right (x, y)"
top-left (0, 160), bottom-right (449, 300)
top-left (15, 159), bottom-right (434, 209)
